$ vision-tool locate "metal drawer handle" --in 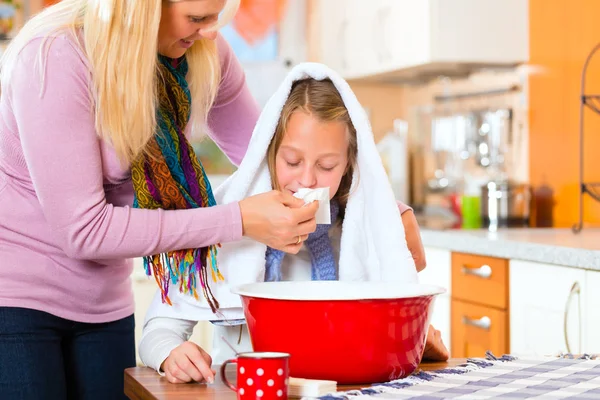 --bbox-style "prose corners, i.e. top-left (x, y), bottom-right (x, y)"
top-left (462, 316), bottom-right (491, 330)
top-left (564, 281), bottom-right (581, 354)
top-left (461, 264), bottom-right (492, 279)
